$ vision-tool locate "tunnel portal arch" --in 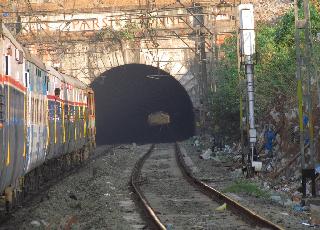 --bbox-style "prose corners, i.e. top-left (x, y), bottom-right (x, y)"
top-left (91, 63), bottom-right (195, 145)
